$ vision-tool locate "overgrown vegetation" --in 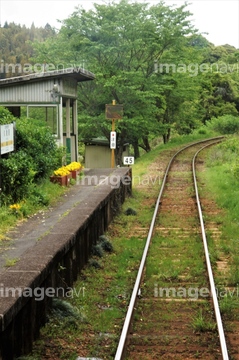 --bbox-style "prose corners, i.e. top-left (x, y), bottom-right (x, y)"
top-left (0, 108), bottom-right (64, 205)
top-left (206, 115), bottom-right (239, 135)
top-left (197, 134), bottom-right (239, 323)
top-left (0, 107), bottom-right (67, 239)
top-left (15, 117), bottom-right (64, 180)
